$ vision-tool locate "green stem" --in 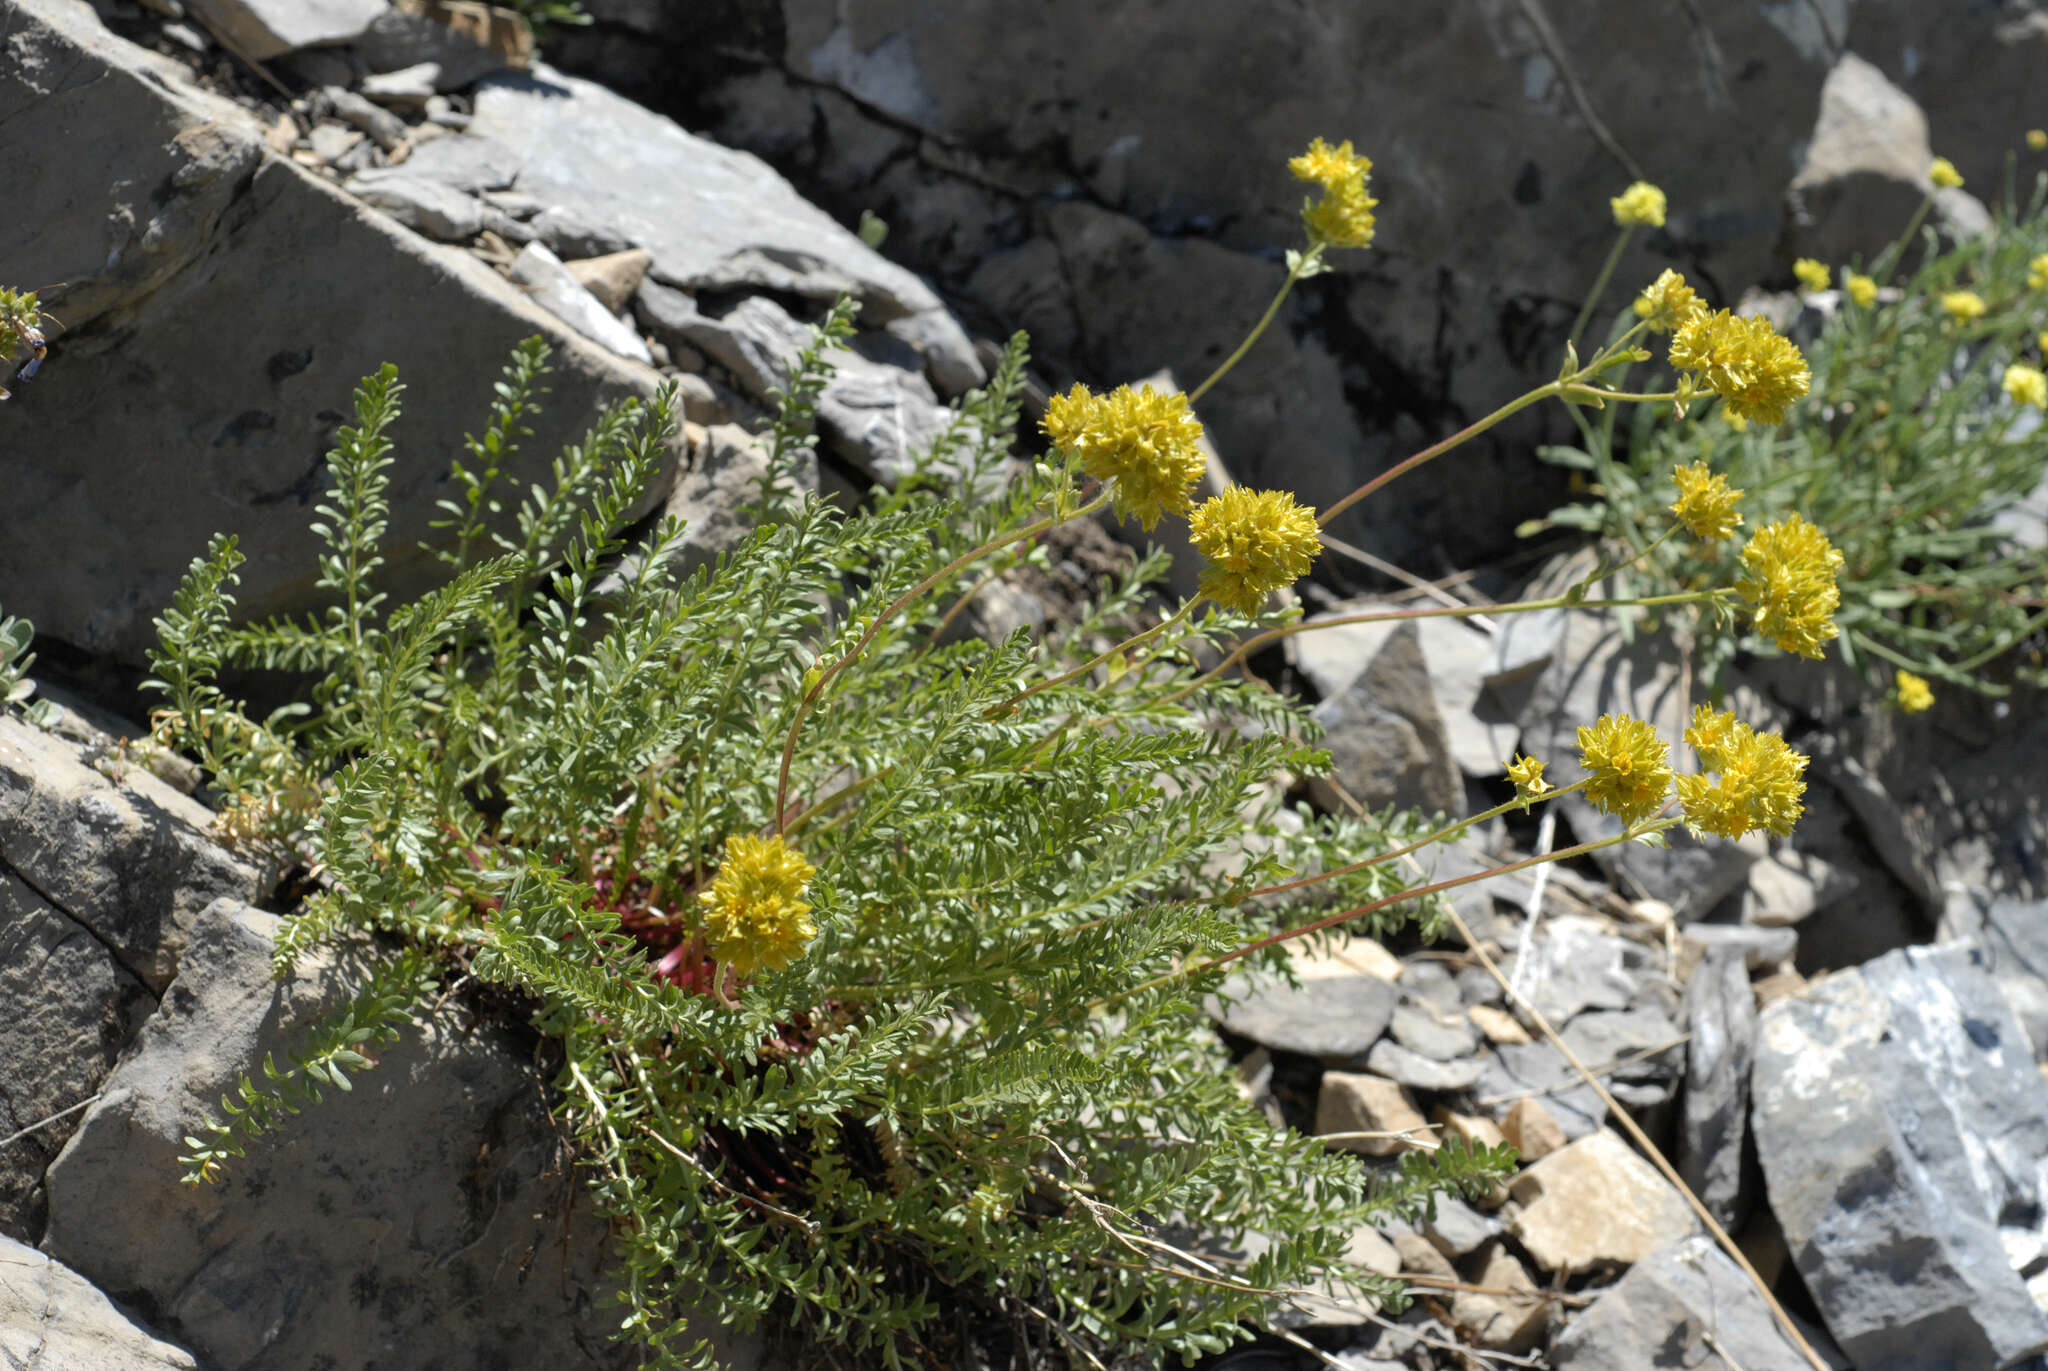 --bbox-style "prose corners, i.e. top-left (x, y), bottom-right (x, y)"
top-left (989, 597), bottom-right (1200, 717)
top-left (1189, 249), bottom-right (1316, 404)
top-left (1872, 194), bottom-right (1936, 283)
top-left (1568, 226), bottom-right (1637, 347)
top-left (1319, 381), bottom-right (1565, 529)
